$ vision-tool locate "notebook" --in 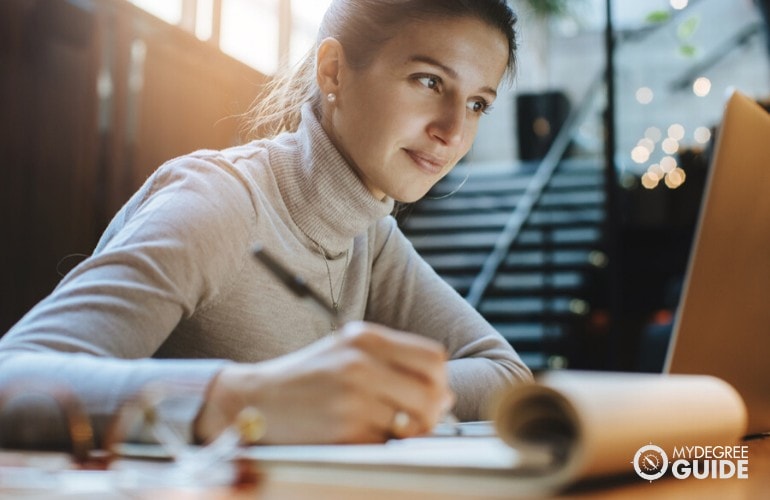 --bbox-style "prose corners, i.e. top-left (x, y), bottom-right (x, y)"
top-left (665, 90), bottom-right (770, 436)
